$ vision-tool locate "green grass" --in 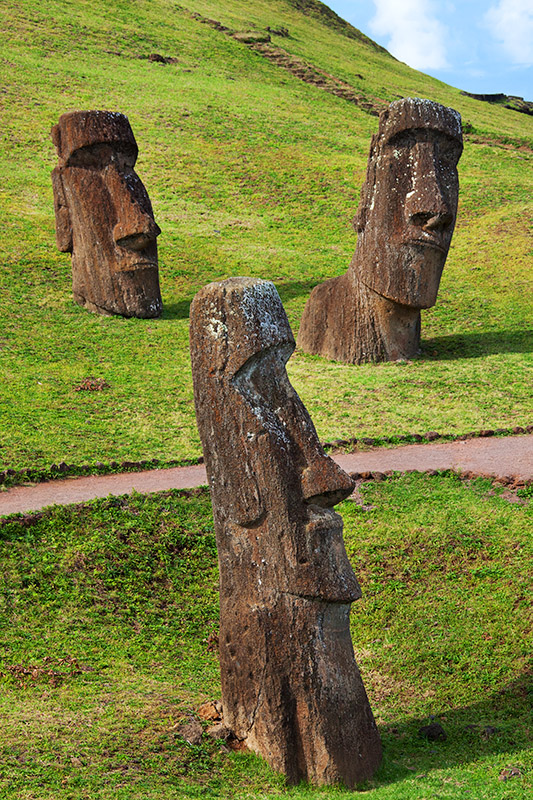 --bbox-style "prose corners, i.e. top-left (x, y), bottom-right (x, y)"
top-left (0, 0), bottom-right (532, 471)
top-left (0, 474), bottom-right (531, 798)
top-left (1, 7), bottom-right (531, 799)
